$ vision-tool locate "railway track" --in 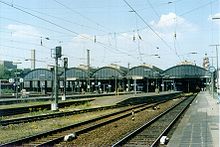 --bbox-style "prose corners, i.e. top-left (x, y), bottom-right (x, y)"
top-left (0, 99), bottom-right (94, 116)
top-left (1, 100), bottom-right (166, 146)
top-left (1, 93), bottom-right (181, 126)
top-left (0, 105), bottom-right (119, 126)
top-left (112, 94), bottom-right (196, 147)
